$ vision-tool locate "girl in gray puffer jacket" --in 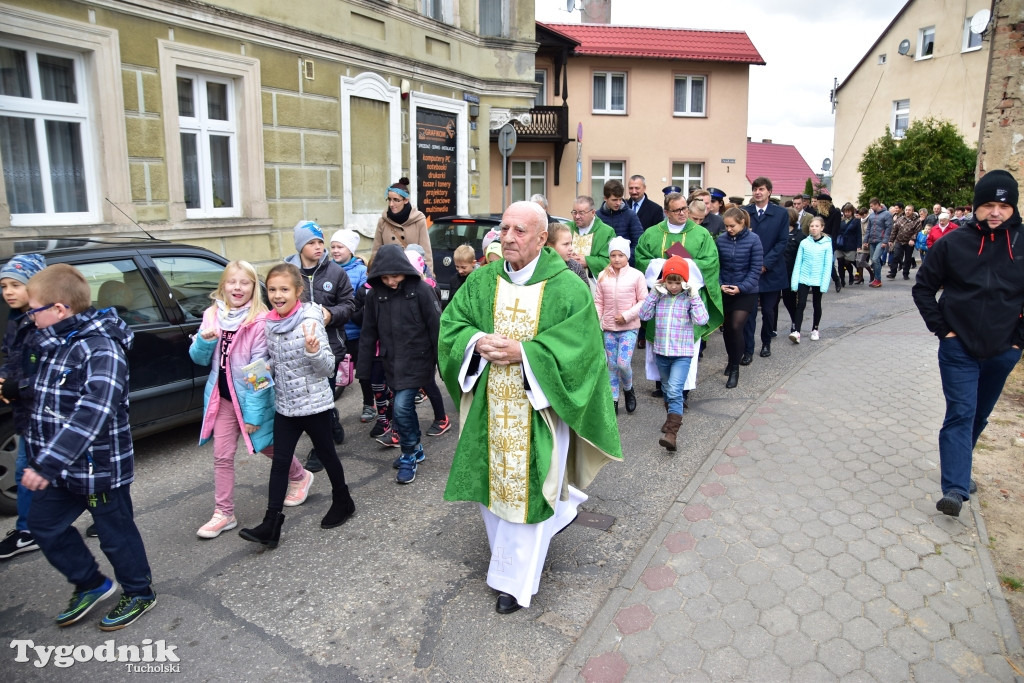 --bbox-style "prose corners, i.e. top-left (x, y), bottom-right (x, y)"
top-left (239, 263), bottom-right (355, 548)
